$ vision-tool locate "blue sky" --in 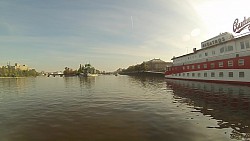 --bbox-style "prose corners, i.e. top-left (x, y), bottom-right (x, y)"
top-left (0, 0), bottom-right (249, 72)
